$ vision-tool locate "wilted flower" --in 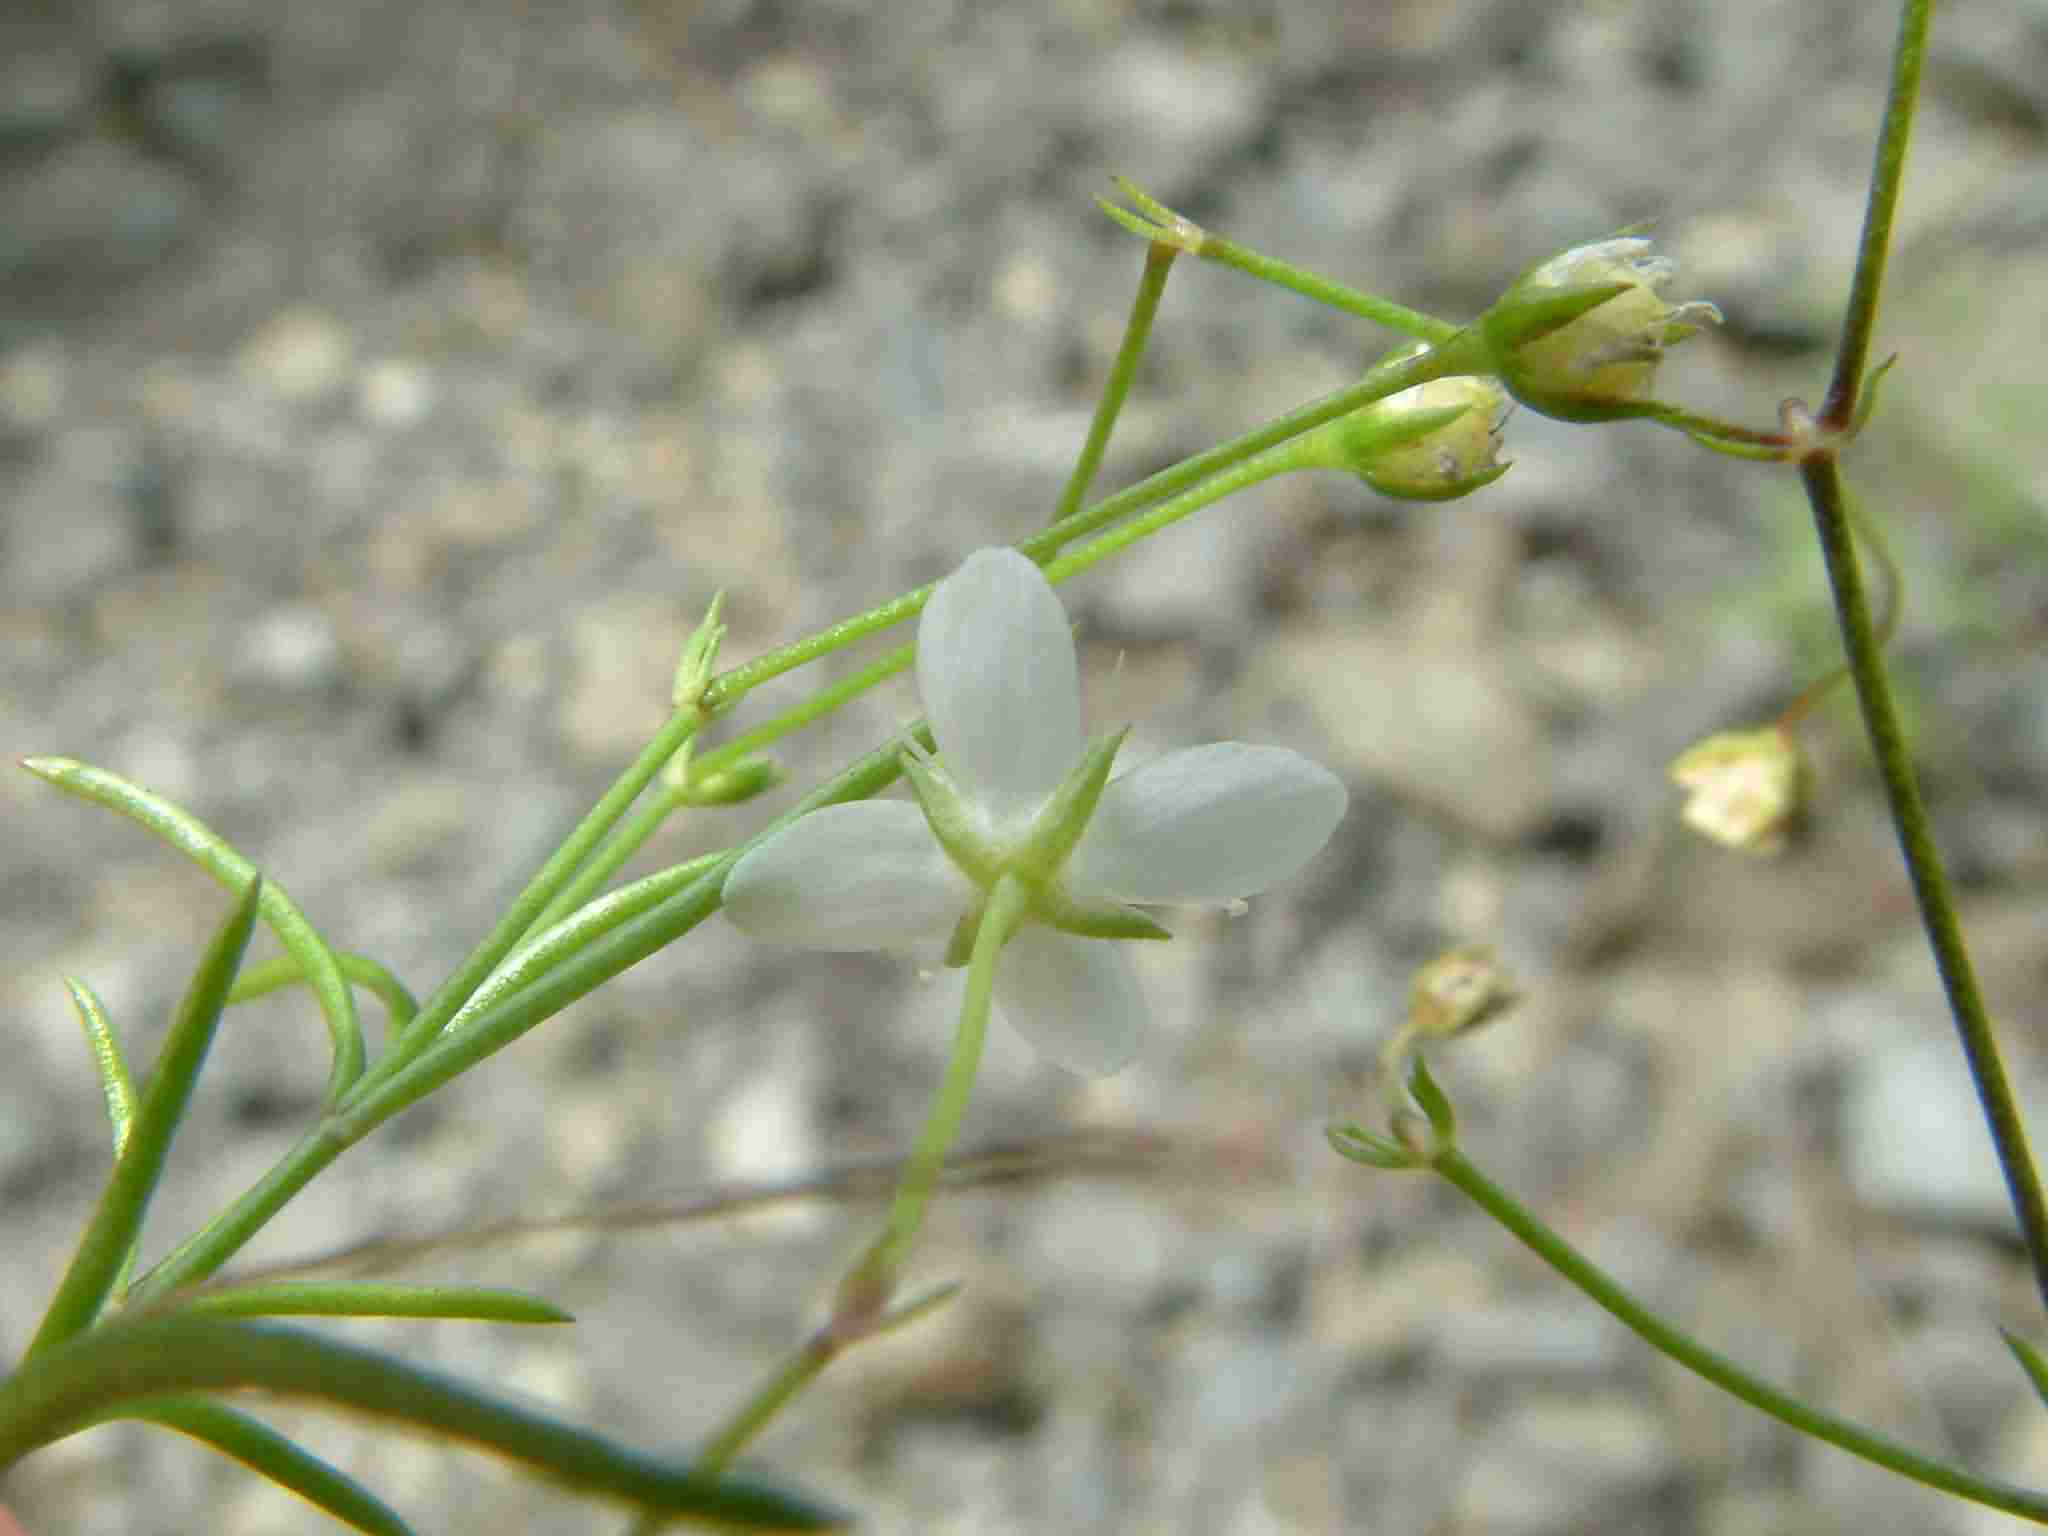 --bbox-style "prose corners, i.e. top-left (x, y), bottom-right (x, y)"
top-left (1669, 725), bottom-right (1808, 856)
top-left (724, 548), bottom-right (1348, 1074)
top-left (1301, 344), bottom-right (1511, 503)
top-left (1480, 236), bottom-right (1720, 422)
